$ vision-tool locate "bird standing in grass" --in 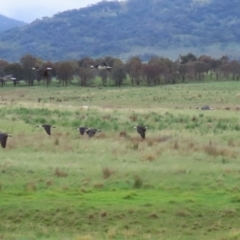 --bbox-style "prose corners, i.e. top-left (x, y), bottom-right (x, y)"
top-left (76, 127), bottom-right (88, 135)
top-left (36, 124), bottom-right (56, 135)
top-left (85, 128), bottom-right (101, 137)
top-left (0, 132), bottom-right (11, 148)
top-left (134, 125), bottom-right (147, 139)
